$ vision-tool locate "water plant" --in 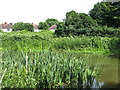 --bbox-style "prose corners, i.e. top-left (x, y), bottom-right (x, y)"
top-left (1, 31), bottom-right (113, 54)
top-left (1, 51), bottom-right (98, 88)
